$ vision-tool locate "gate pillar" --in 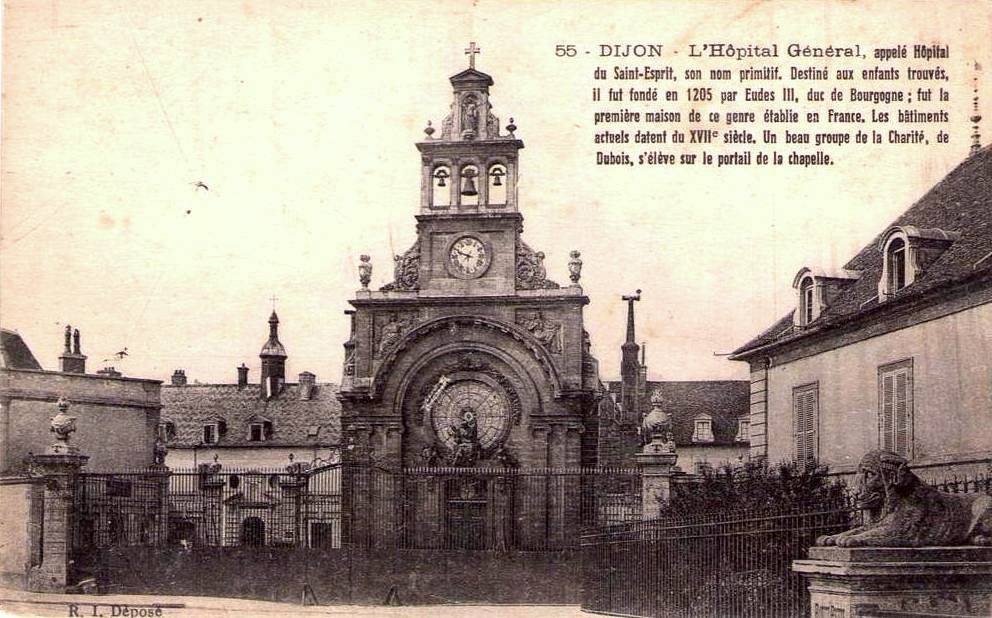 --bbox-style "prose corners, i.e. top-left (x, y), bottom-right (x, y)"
top-left (27, 397), bottom-right (89, 592)
top-left (635, 433), bottom-right (677, 521)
